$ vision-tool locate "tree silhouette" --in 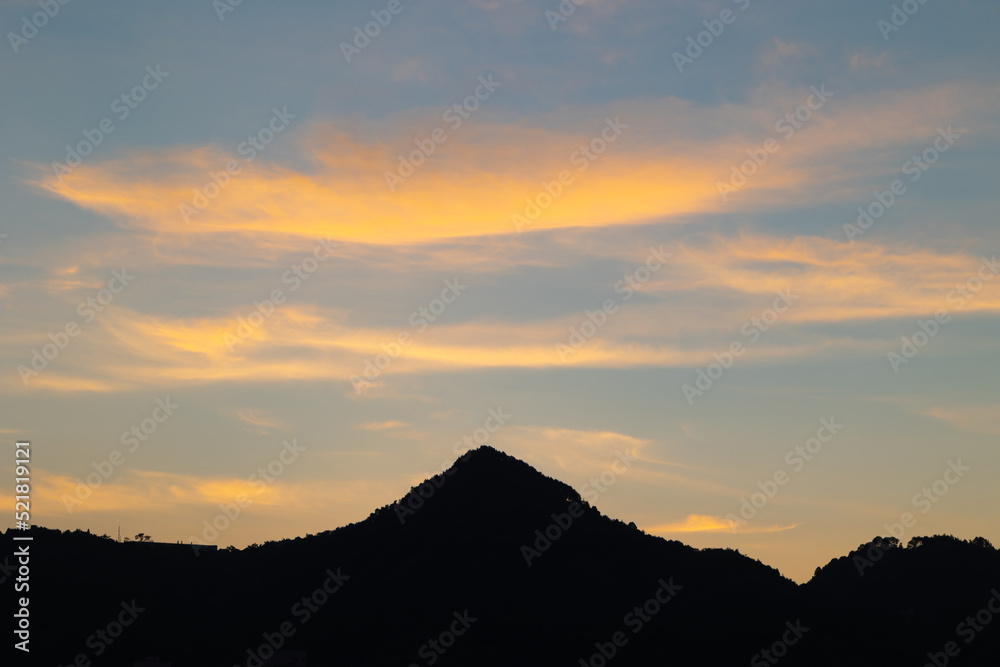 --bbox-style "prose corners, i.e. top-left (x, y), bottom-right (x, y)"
top-left (971, 536), bottom-right (994, 550)
top-left (6, 447), bottom-right (1000, 667)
